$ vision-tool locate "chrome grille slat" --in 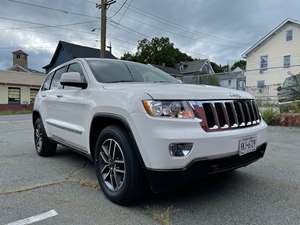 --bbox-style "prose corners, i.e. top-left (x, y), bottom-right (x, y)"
top-left (230, 102), bottom-right (239, 128)
top-left (192, 99), bottom-right (261, 132)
